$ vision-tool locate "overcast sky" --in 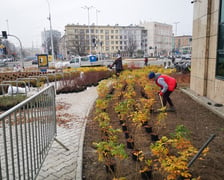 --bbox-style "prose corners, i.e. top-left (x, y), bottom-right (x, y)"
top-left (0, 0), bottom-right (193, 48)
